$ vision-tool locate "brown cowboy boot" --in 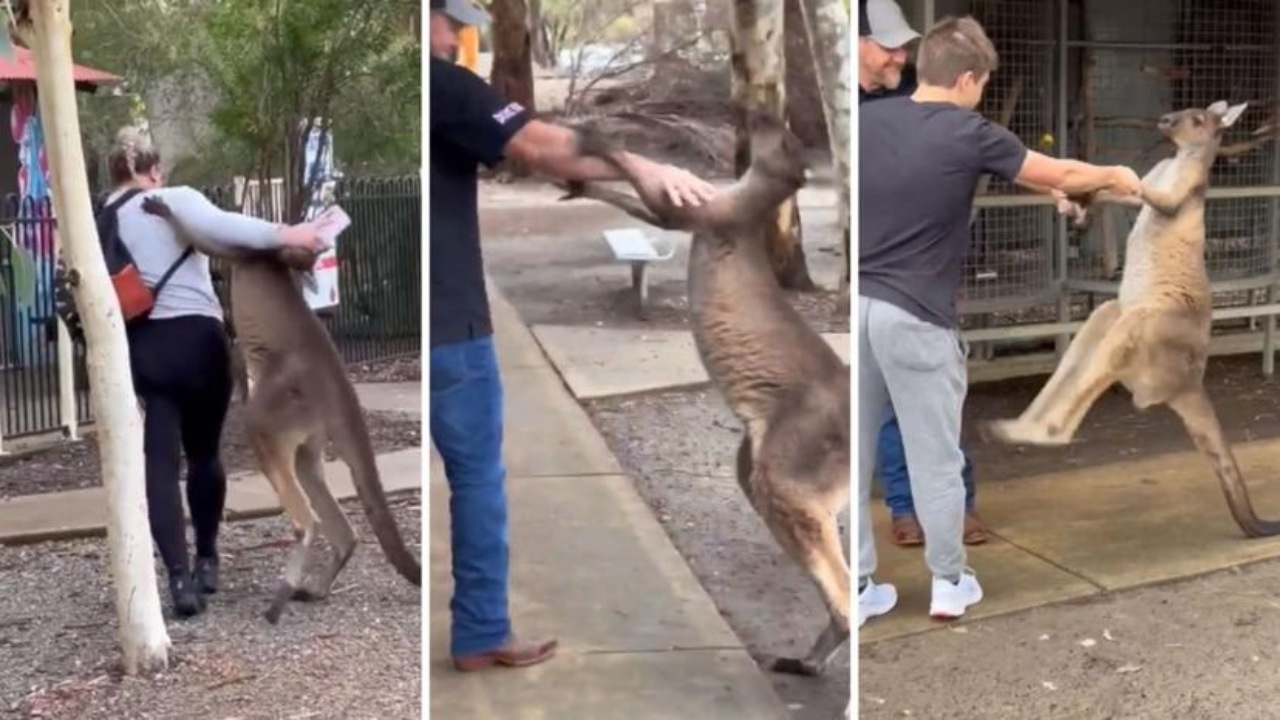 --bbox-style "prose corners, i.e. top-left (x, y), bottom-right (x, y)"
top-left (454, 635), bottom-right (560, 672)
top-left (963, 511), bottom-right (988, 545)
top-left (891, 512), bottom-right (988, 546)
top-left (890, 514), bottom-right (923, 547)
